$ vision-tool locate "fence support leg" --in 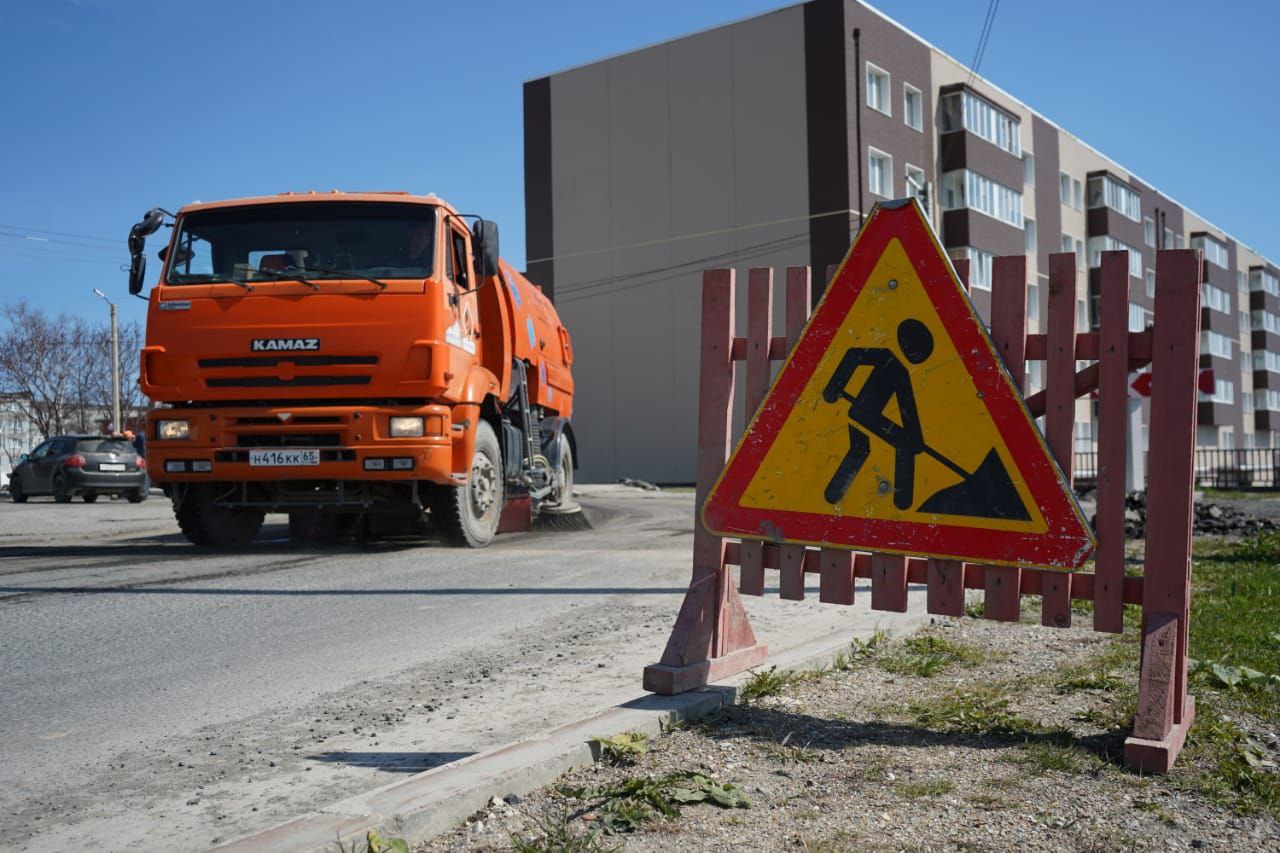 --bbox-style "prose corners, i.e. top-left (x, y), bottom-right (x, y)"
top-left (644, 269), bottom-right (767, 695)
top-left (1123, 248), bottom-right (1201, 773)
